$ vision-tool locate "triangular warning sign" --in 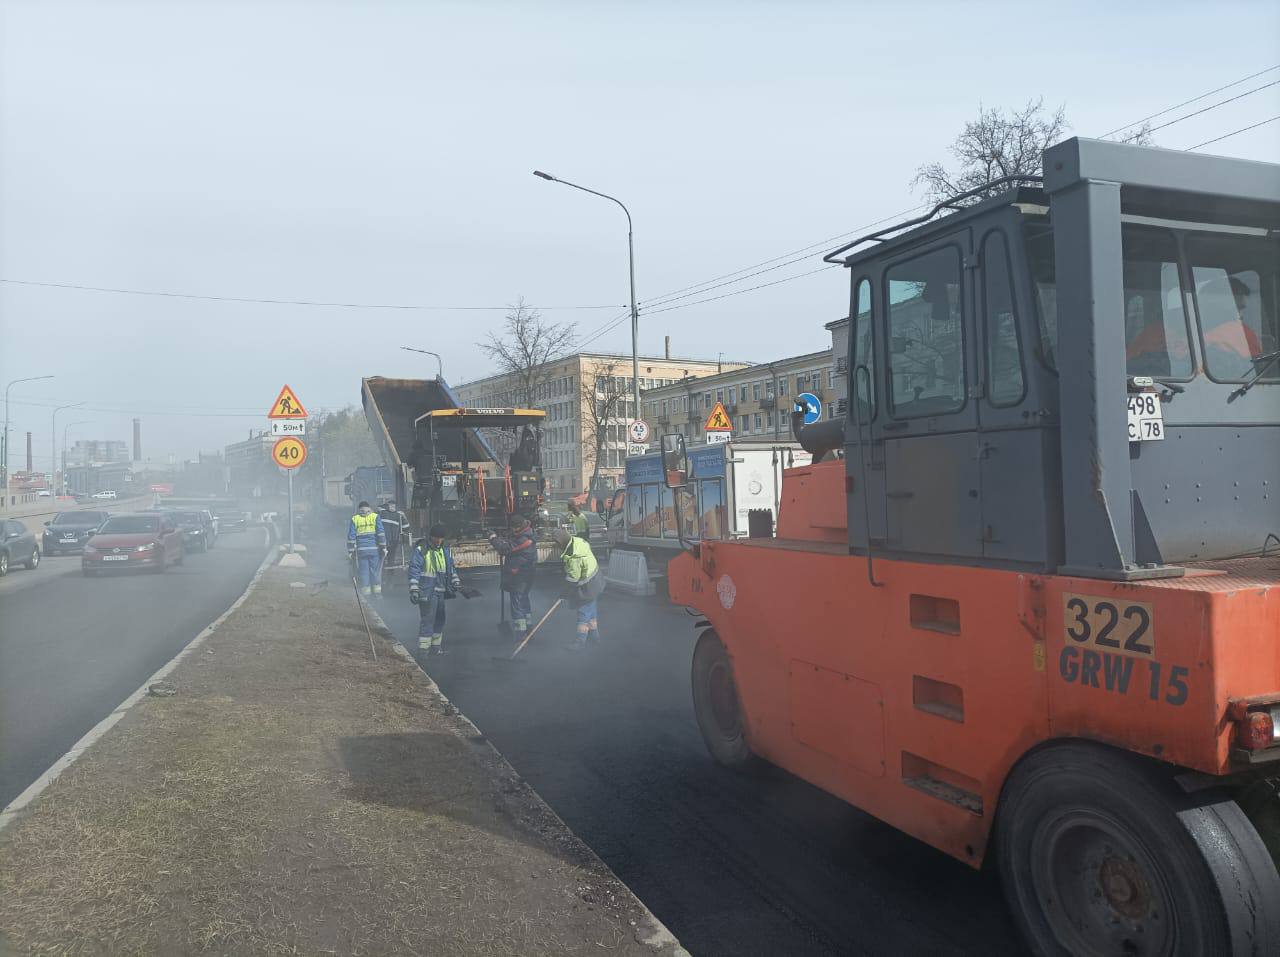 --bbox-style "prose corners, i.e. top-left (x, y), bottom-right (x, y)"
top-left (267, 384), bottom-right (308, 419)
top-left (704, 401), bottom-right (733, 431)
